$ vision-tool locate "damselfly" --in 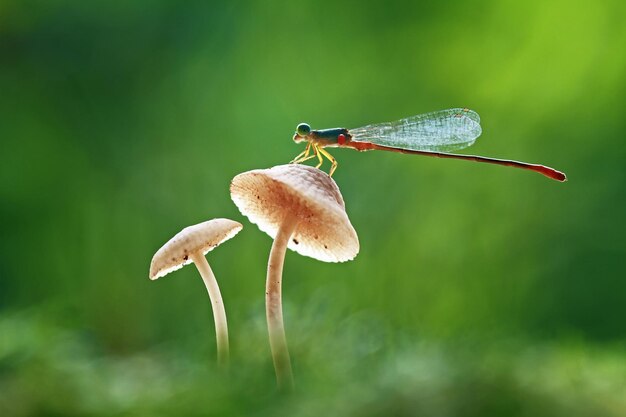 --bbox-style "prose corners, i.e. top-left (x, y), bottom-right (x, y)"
top-left (291, 108), bottom-right (566, 181)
